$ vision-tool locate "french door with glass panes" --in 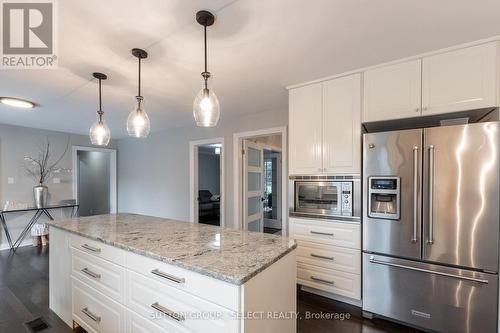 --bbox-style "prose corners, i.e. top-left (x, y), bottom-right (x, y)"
top-left (243, 140), bottom-right (264, 232)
